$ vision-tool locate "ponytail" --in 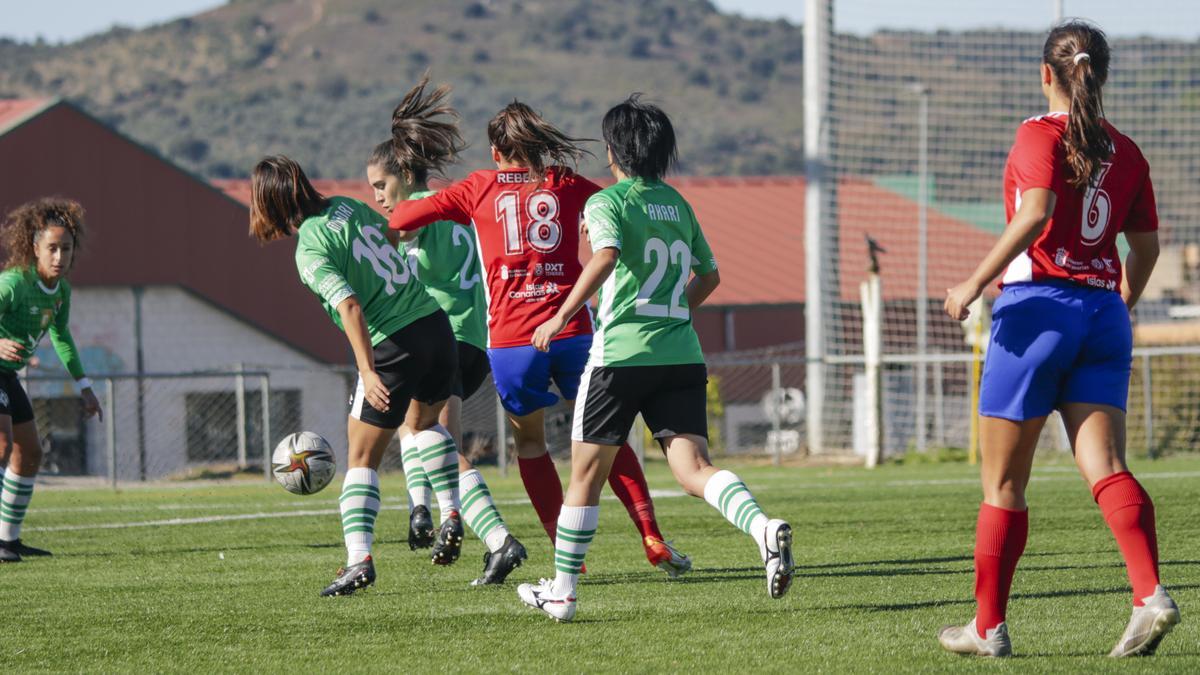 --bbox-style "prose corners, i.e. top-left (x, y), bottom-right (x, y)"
top-left (1044, 21), bottom-right (1112, 190)
top-left (389, 75), bottom-right (466, 185)
top-left (486, 100), bottom-right (594, 178)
